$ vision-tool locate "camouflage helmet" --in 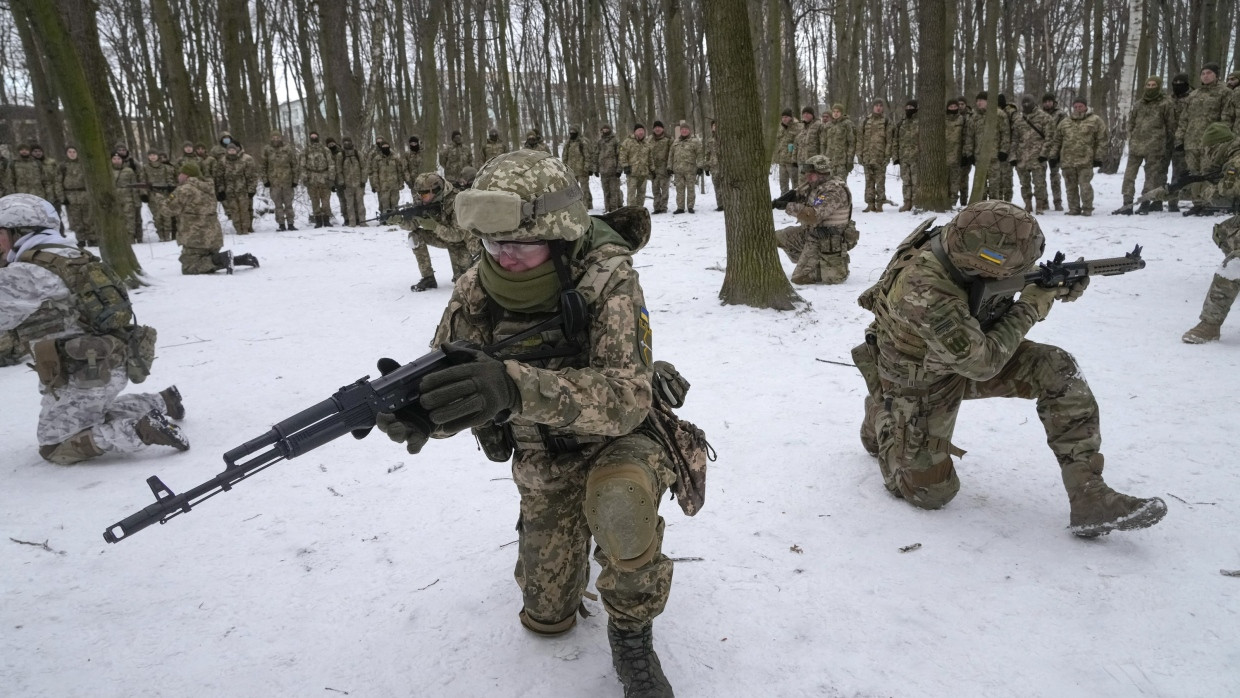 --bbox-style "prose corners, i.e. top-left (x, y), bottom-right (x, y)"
top-left (455, 150), bottom-right (588, 242)
top-left (412, 172), bottom-right (452, 201)
top-left (800, 154), bottom-right (831, 174)
top-left (458, 166), bottom-right (478, 183)
top-left (939, 201), bottom-right (1045, 279)
top-left (0, 193), bottom-right (61, 233)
